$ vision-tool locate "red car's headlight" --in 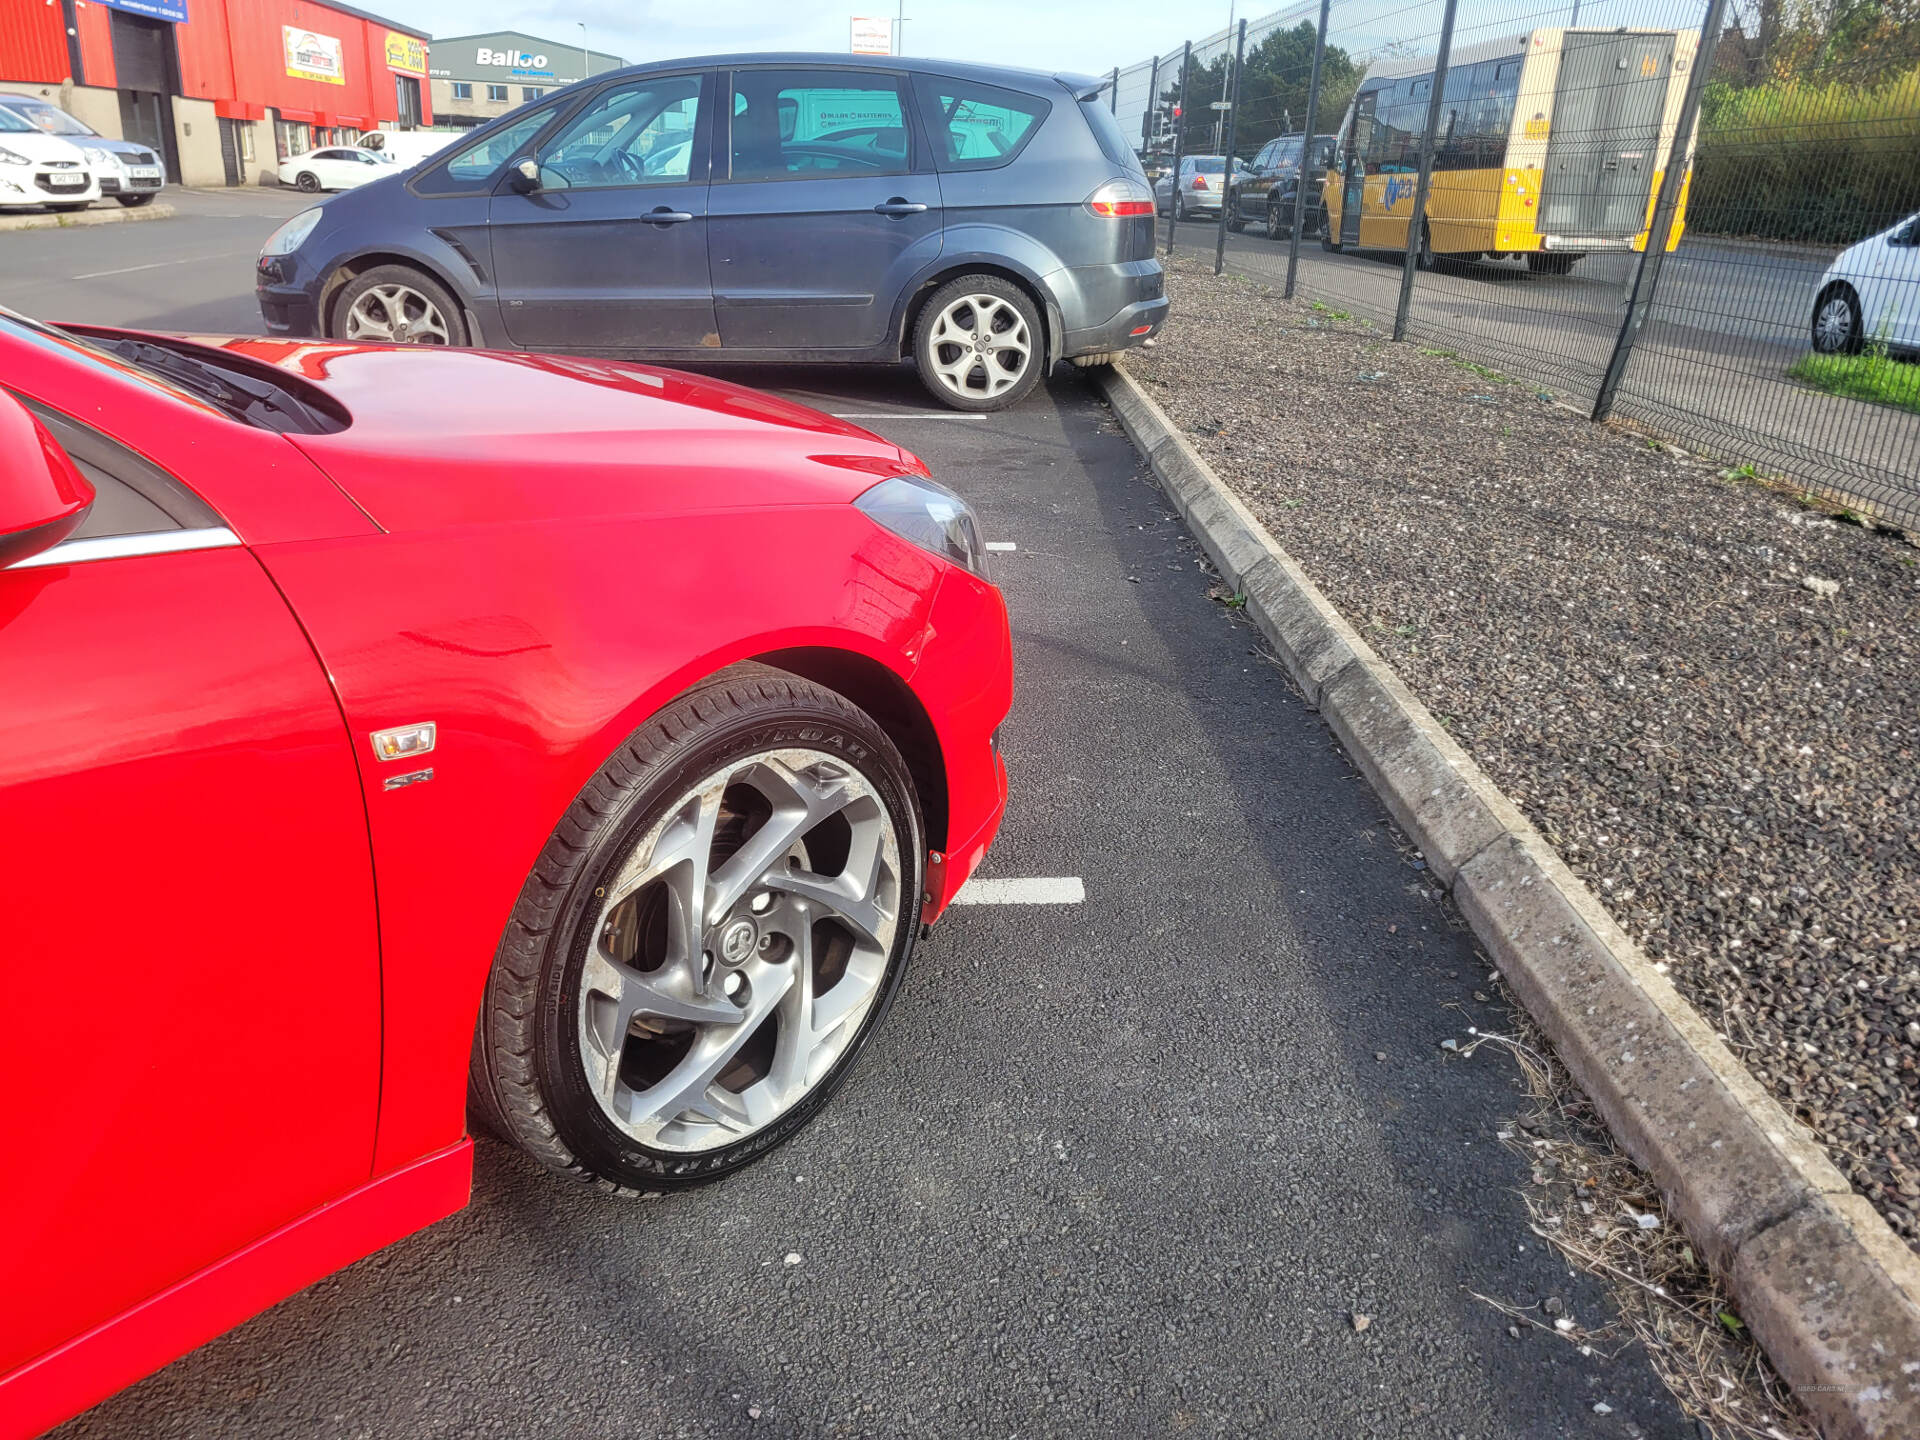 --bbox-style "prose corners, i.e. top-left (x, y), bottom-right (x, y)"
top-left (854, 475), bottom-right (989, 577)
